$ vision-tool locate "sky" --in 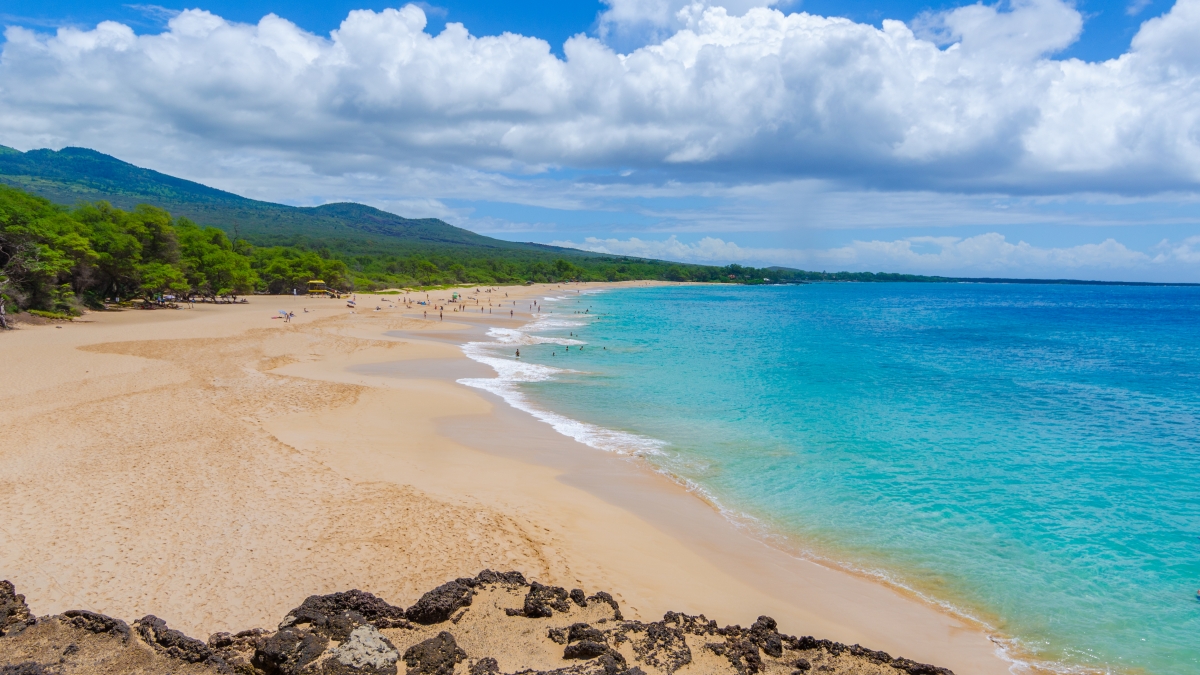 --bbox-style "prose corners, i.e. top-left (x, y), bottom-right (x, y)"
top-left (1, 0), bottom-right (1199, 281)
